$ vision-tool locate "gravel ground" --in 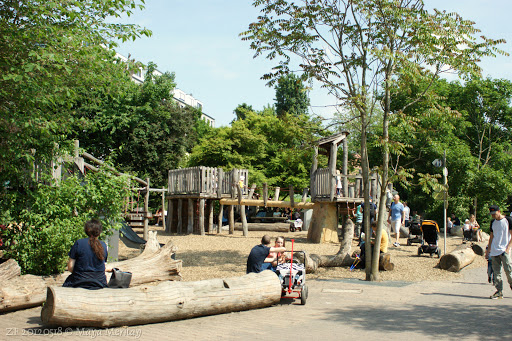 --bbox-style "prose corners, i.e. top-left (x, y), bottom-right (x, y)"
top-left (118, 223), bottom-right (487, 282)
